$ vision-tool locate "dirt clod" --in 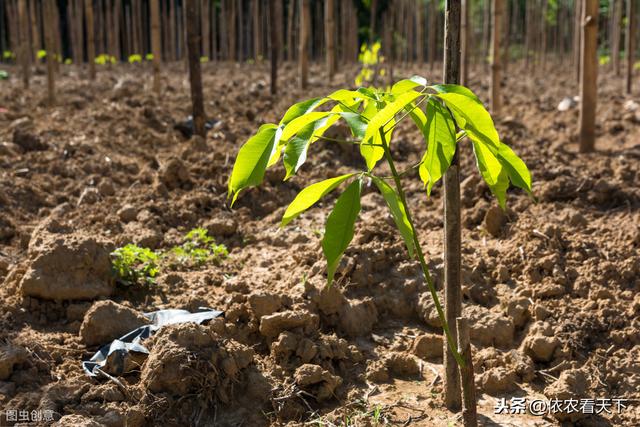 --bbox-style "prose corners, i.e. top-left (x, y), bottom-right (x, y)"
top-left (484, 205), bottom-right (507, 237)
top-left (80, 300), bottom-right (149, 346)
top-left (412, 333), bottom-right (443, 360)
top-left (259, 310), bottom-right (319, 338)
